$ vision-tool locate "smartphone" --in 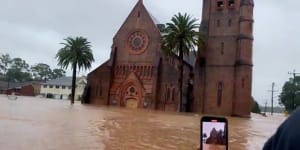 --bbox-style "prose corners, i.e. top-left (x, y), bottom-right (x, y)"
top-left (200, 116), bottom-right (228, 150)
